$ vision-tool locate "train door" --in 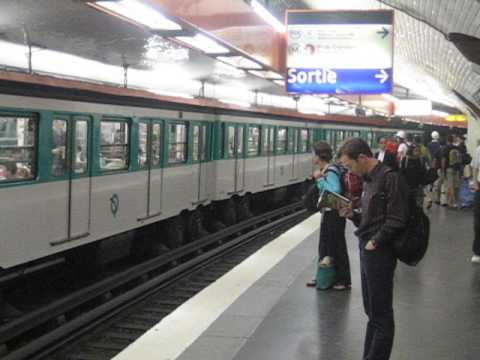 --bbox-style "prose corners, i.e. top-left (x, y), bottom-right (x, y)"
top-left (289, 128), bottom-right (298, 181)
top-left (263, 125), bottom-right (275, 187)
top-left (225, 123), bottom-right (245, 194)
top-left (138, 119), bottom-right (163, 221)
top-left (191, 122), bottom-right (209, 204)
top-left (50, 116), bottom-right (91, 245)
top-left (235, 125), bottom-right (245, 193)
